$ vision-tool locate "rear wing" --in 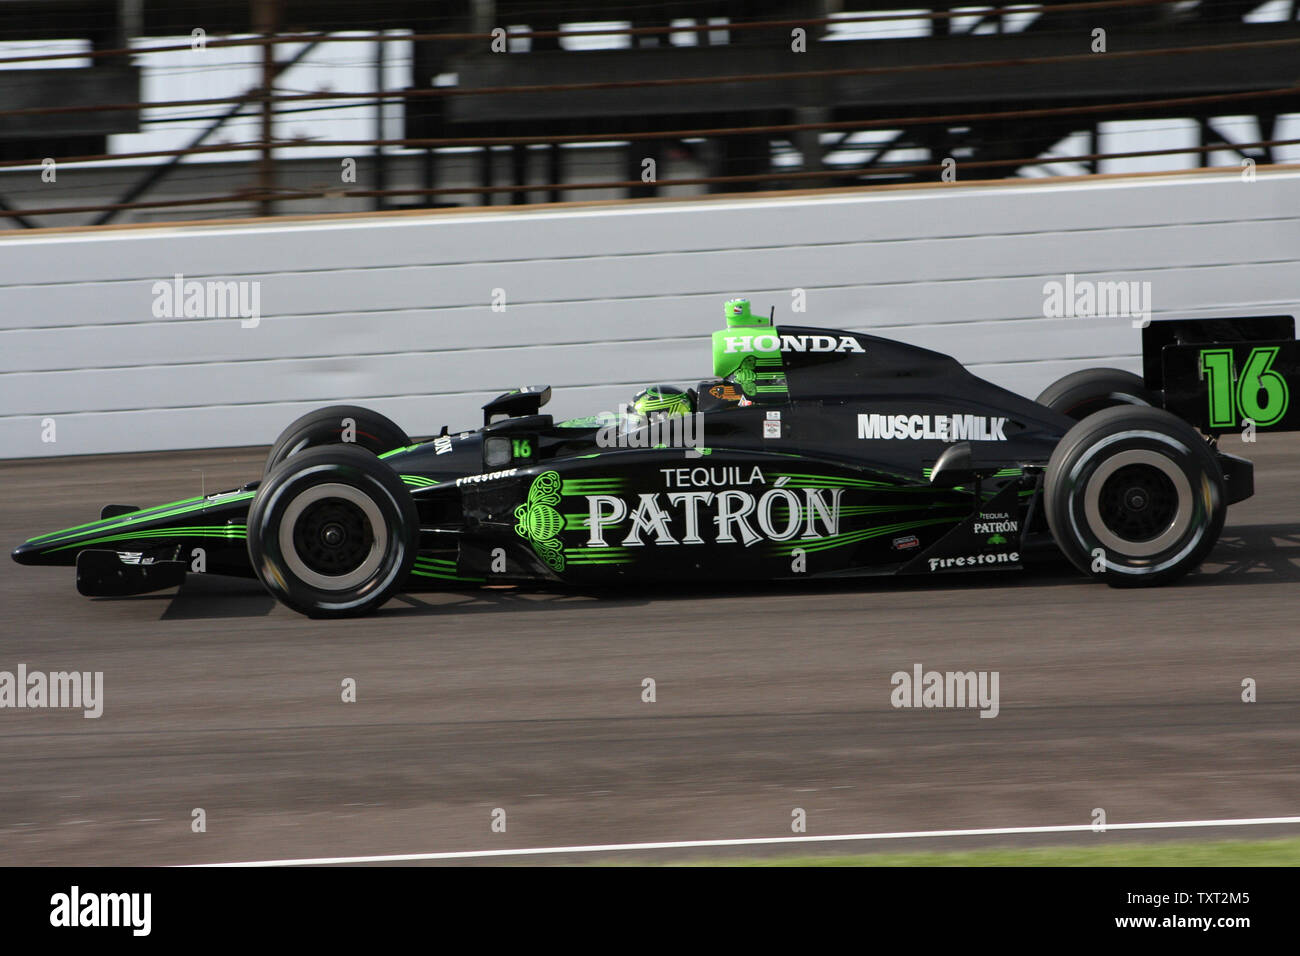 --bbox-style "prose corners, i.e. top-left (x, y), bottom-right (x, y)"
top-left (1142, 316), bottom-right (1299, 435)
